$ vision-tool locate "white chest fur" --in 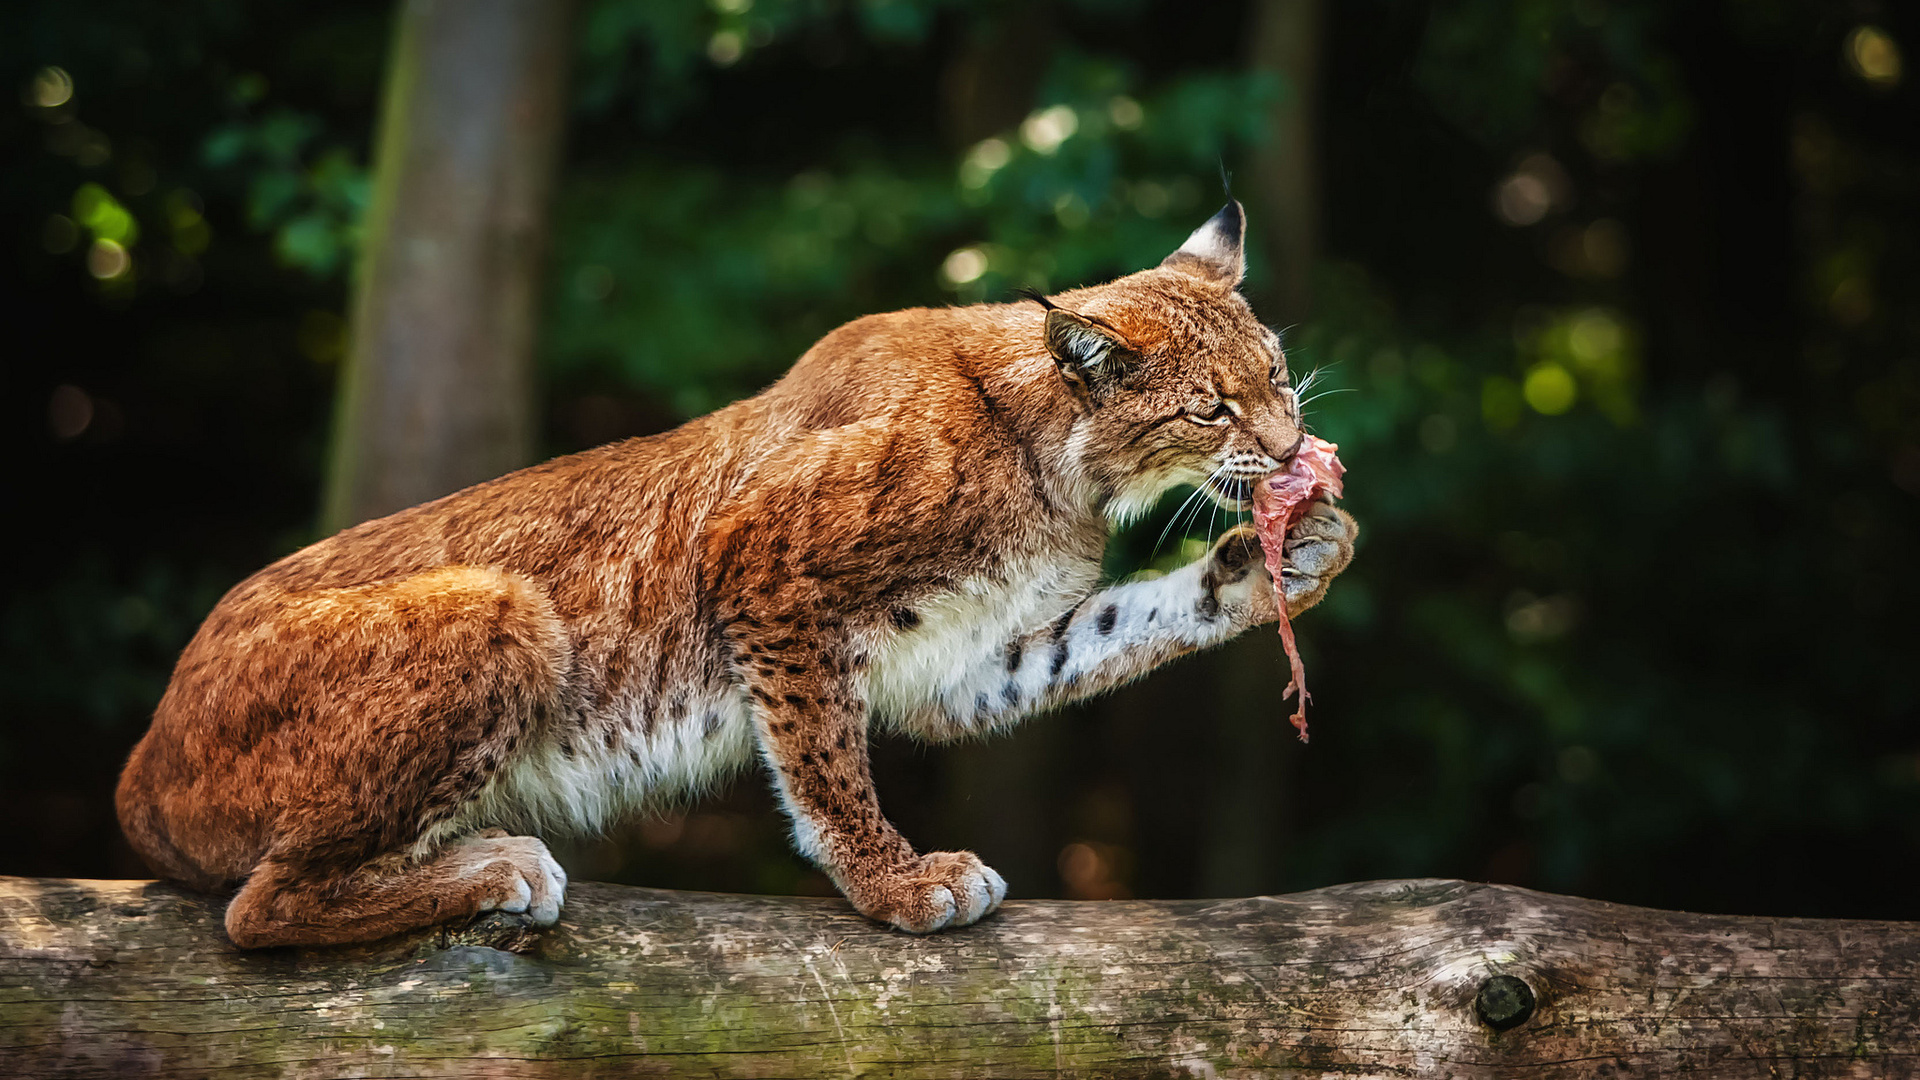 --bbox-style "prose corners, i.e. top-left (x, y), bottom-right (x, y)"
top-left (866, 553), bottom-right (1097, 723)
